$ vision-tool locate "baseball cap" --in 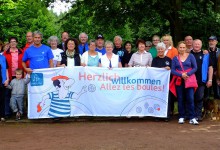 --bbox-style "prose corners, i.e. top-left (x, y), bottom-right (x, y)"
top-left (96, 34), bottom-right (104, 40)
top-left (208, 36), bottom-right (217, 40)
